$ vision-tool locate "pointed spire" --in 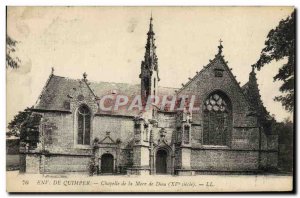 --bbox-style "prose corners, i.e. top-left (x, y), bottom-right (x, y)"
top-left (147, 13), bottom-right (154, 38)
top-left (149, 12), bottom-right (154, 34)
top-left (144, 14), bottom-right (158, 71)
top-left (246, 65), bottom-right (269, 122)
top-left (140, 15), bottom-right (160, 107)
top-left (51, 67), bottom-right (55, 75)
